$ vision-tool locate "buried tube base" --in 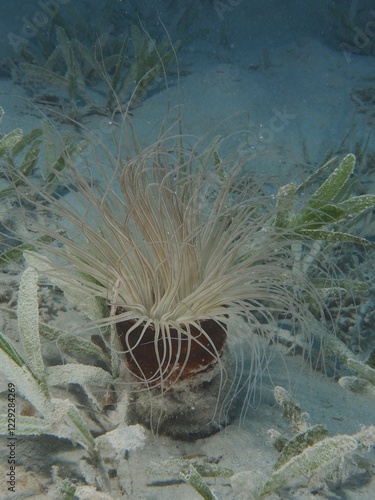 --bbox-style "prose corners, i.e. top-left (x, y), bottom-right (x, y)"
top-left (127, 349), bottom-right (234, 440)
